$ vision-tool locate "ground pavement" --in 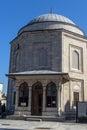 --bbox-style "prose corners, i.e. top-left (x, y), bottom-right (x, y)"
top-left (0, 119), bottom-right (87, 130)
